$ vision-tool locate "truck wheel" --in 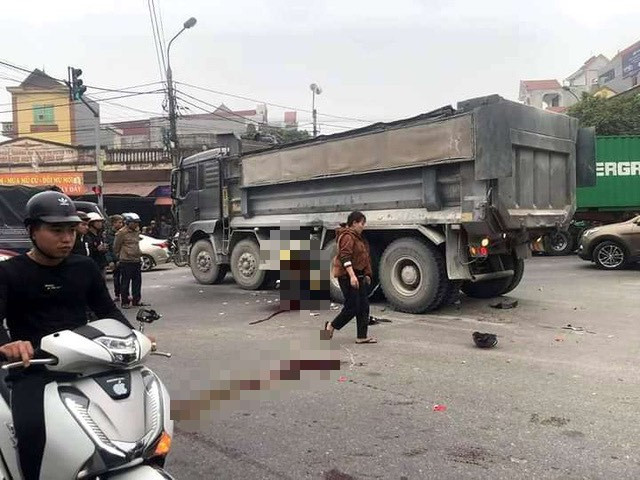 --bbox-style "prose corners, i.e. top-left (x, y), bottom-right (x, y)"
top-left (593, 241), bottom-right (627, 270)
top-left (379, 238), bottom-right (447, 313)
top-left (324, 239), bottom-right (381, 304)
top-left (500, 258), bottom-right (524, 295)
top-left (189, 240), bottom-right (227, 284)
top-left (230, 239), bottom-right (267, 289)
top-left (461, 255), bottom-right (523, 298)
top-left (544, 231), bottom-right (574, 256)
